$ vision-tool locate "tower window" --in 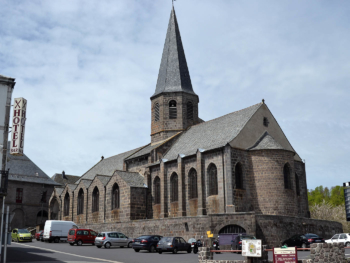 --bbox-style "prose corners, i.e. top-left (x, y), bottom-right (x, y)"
top-left (284, 163), bottom-right (291, 189)
top-left (187, 101), bottom-right (193, 120)
top-left (295, 173), bottom-right (300, 196)
top-left (169, 100), bottom-right (177, 119)
top-left (155, 103), bottom-right (160, 122)
top-left (263, 117), bottom-right (269, 127)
